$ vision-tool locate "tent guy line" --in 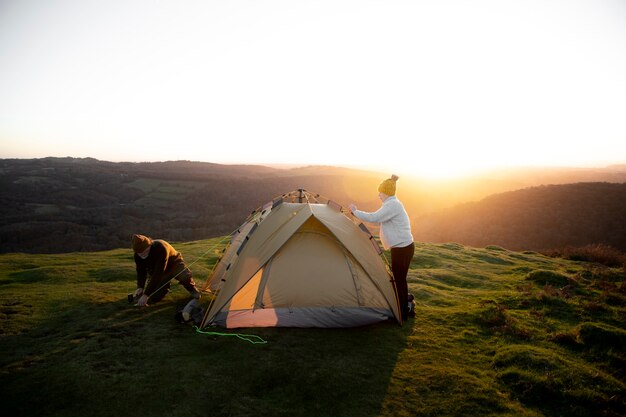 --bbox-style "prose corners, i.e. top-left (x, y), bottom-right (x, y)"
top-left (193, 326), bottom-right (268, 345)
